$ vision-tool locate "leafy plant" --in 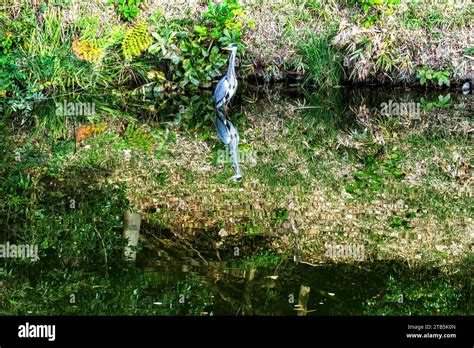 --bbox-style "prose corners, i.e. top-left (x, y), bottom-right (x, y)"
top-left (0, 55), bottom-right (27, 97)
top-left (356, 0), bottom-right (401, 27)
top-left (6, 89), bottom-right (45, 115)
top-left (202, 0), bottom-right (254, 45)
top-left (108, 0), bottom-right (142, 21)
top-left (416, 66), bottom-right (451, 87)
top-left (122, 19), bottom-right (153, 61)
top-left (72, 38), bottom-right (105, 64)
top-left (0, 7), bottom-right (36, 54)
top-left (146, 1), bottom-right (253, 92)
top-left (0, 30), bottom-right (14, 54)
